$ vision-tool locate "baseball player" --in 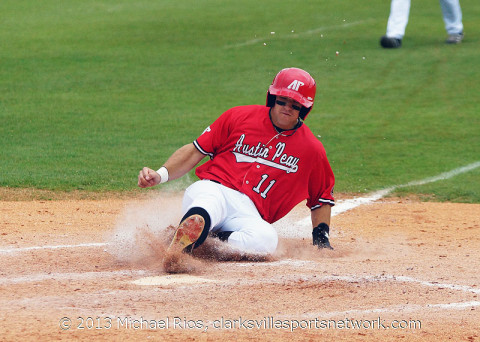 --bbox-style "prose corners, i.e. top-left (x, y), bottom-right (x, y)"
top-left (138, 67), bottom-right (335, 261)
top-left (380, 0), bottom-right (464, 48)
